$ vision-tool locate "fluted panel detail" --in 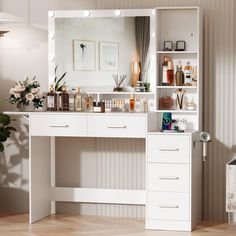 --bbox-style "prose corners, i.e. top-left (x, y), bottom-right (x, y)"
top-left (96, 138), bottom-right (145, 218)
